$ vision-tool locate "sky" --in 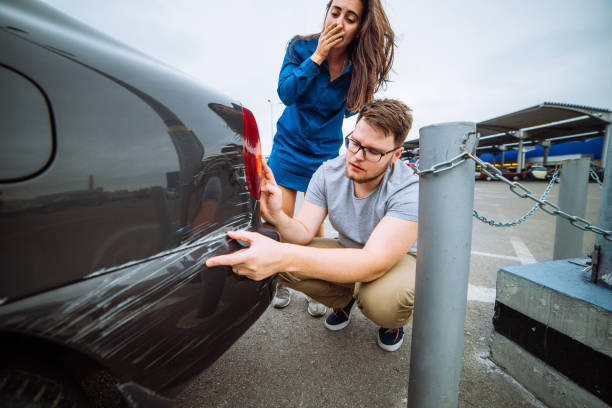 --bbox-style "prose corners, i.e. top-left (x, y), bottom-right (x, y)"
top-left (42, 0), bottom-right (612, 155)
